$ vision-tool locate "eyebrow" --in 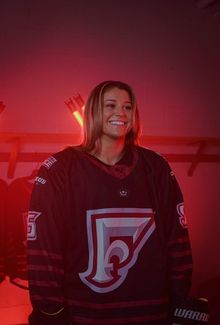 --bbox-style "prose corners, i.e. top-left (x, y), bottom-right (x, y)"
top-left (104, 99), bottom-right (131, 103)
